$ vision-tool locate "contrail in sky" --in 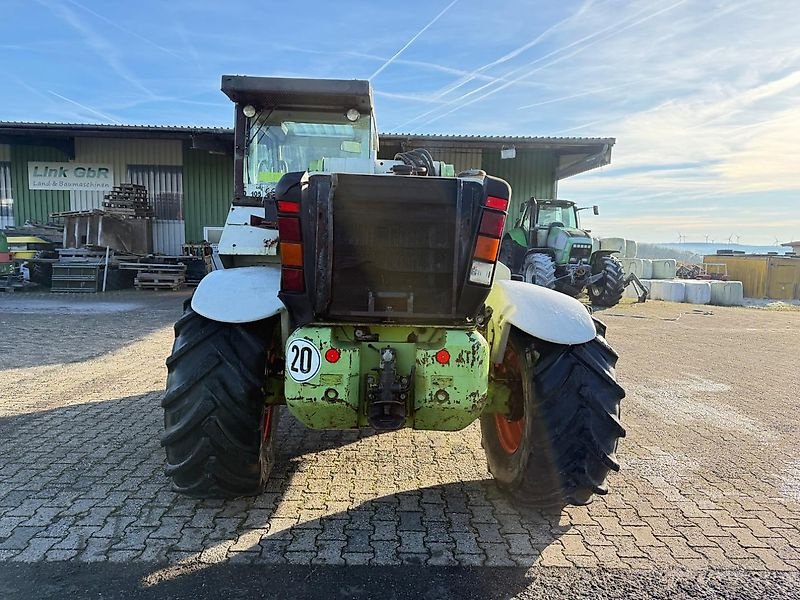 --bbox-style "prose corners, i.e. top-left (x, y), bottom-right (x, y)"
top-left (369, 0), bottom-right (460, 81)
top-left (63, 0), bottom-right (184, 60)
top-left (432, 0), bottom-right (596, 101)
top-left (419, 0), bottom-right (689, 127)
top-left (48, 91), bottom-right (122, 124)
